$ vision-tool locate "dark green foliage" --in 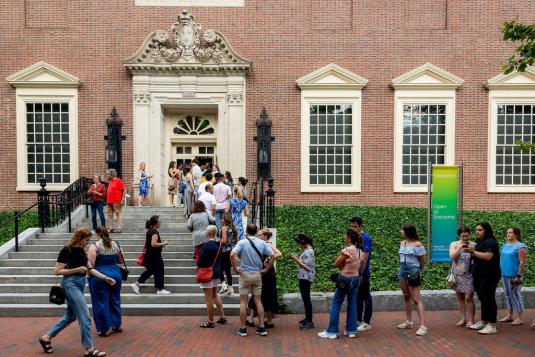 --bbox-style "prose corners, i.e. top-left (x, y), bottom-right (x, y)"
top-left (502, 20), bottom-right (535, 74)
top-left (275, 206), bottom-right (535, 293)
top-left (0, 211), bottom-right (39, 245)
